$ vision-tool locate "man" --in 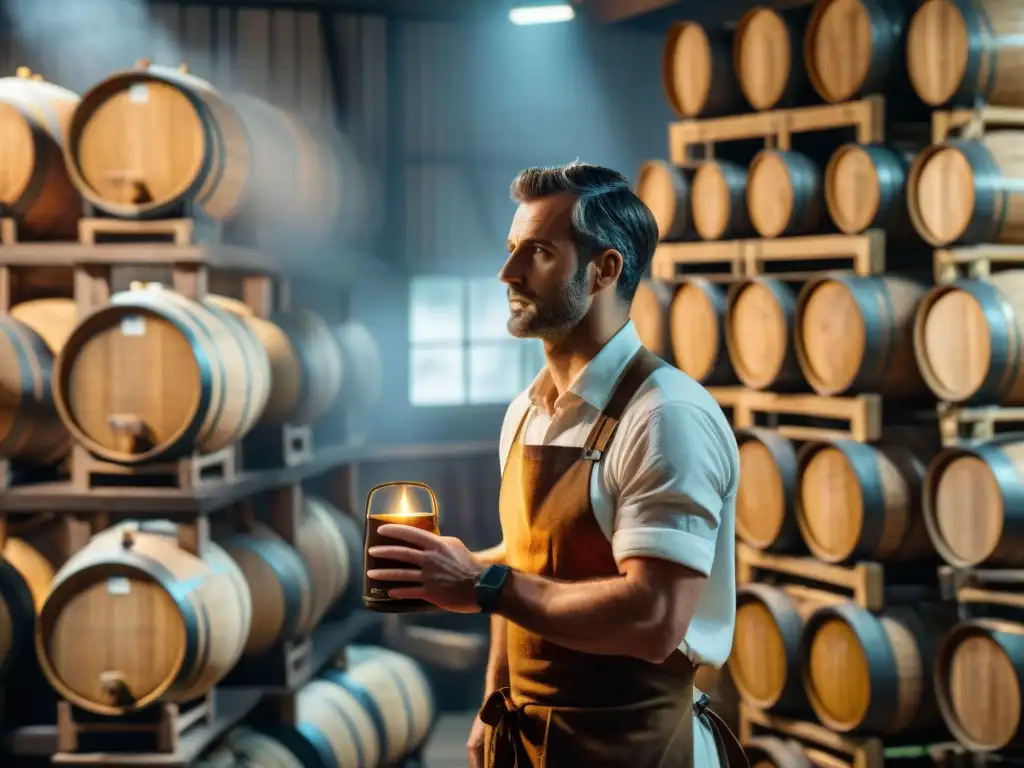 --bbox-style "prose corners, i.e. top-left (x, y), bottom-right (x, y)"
top-left (368, 161), bottom-right (745, 768)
